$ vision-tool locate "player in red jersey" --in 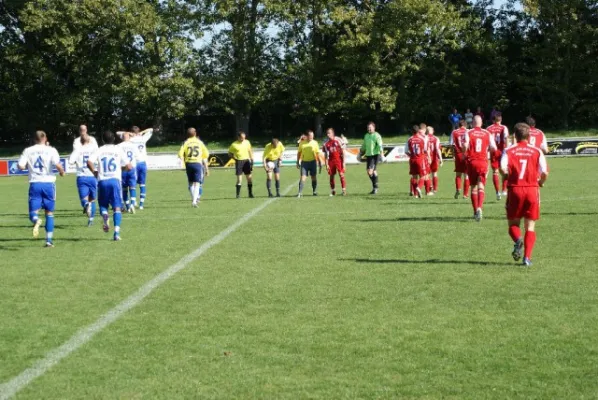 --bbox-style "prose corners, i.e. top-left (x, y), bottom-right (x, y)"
top-left (418, 123), bottom-right (434, 195)
top-left (450, 120), bottom-right (470, 199)
top-left (405, 125), bottom-right (429, 198)
top-left (525, 117), bottom-right (548, 154)
top-left (323, 128), bottom-right (347, 196)
top-left (486, 113), bottom-right (510, 200)
top-left (463, 115), bottom-right (497, 221)
top-left (501, 123), bottom-right (548, 267)
top-left (426, 126), bottom-right (443, 194)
